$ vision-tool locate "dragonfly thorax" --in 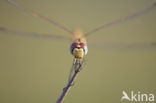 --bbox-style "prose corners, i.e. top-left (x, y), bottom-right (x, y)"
top-left (70, 42), bottom-right (88, 59)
